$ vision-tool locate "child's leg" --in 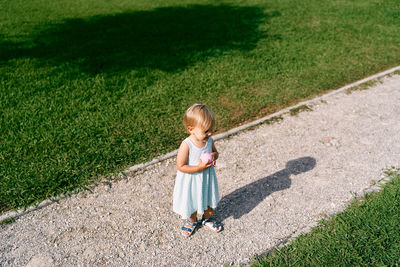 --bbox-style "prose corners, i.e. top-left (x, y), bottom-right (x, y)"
top-left (182, 211), bottom-right (198, 237)
top-left (202, 206), bottom-right (222, 232)
top-left (203, 206), bottom-right (214, 220)
top-left (188, 211), bottom-right (197, 222)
